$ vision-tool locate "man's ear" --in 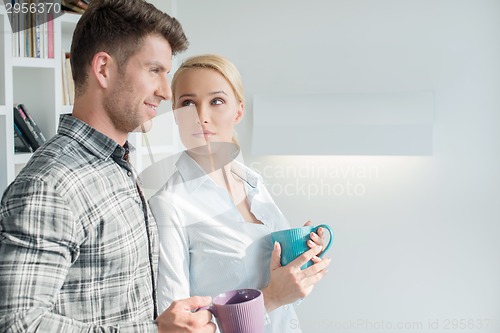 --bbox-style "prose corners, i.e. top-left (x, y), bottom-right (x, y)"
top-left (92, 52), bottom-right (113, 89)
top-left (235, 102), bottom-right (244, 124)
